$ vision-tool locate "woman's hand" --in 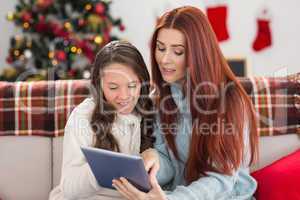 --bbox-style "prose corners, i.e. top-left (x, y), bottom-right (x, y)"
top-left (112, 174), bottom-right (167, 200)
top-left (141, 148), bottom-right (160, 178)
